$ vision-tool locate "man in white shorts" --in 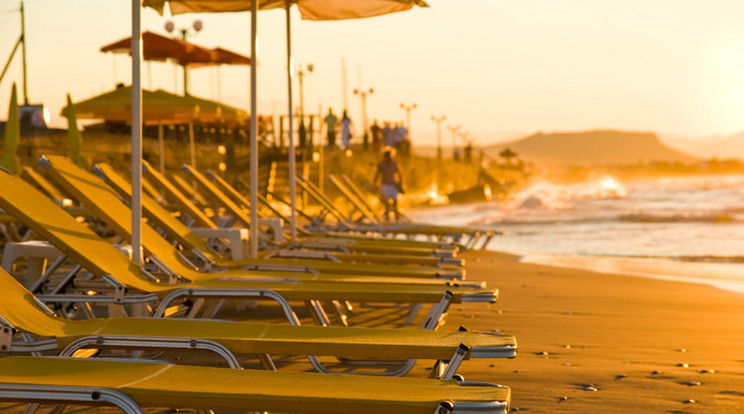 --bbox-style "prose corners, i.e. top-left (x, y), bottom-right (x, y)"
top-left (374, 148), bottom-right (403, 222)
